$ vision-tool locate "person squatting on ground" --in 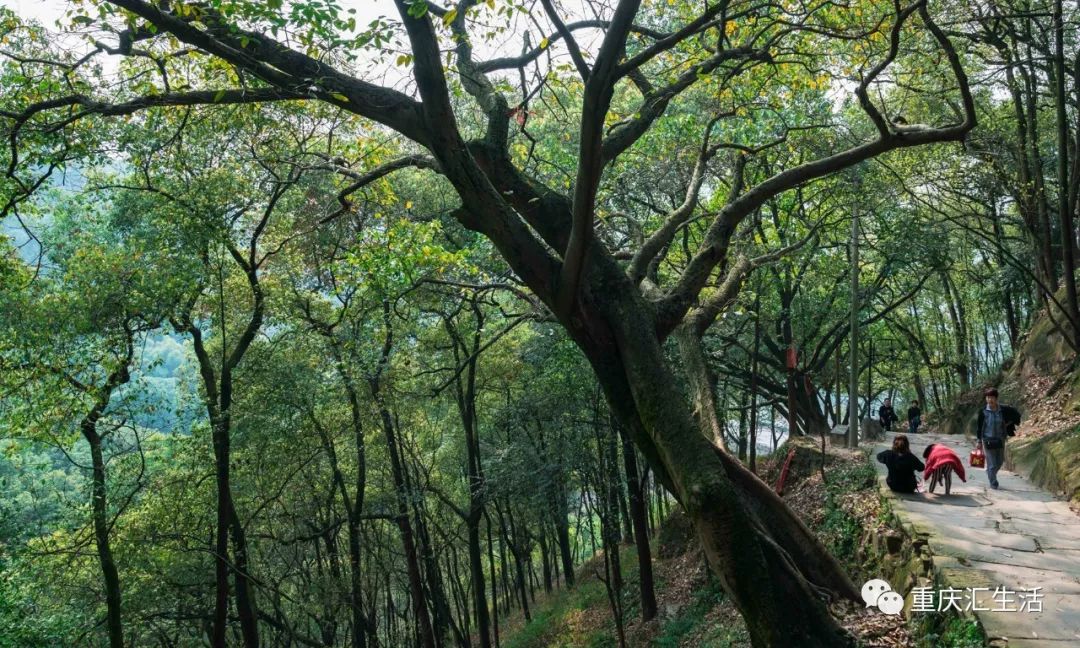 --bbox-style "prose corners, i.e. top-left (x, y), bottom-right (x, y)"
top-left (974, 387), bottom-right (1021, 490)
top-left (908, 400), bottom-right (921, 435)
top-left (922, 443), bottom-right (966, 495)
top-left (877, 434), bottom-right (925, 493)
